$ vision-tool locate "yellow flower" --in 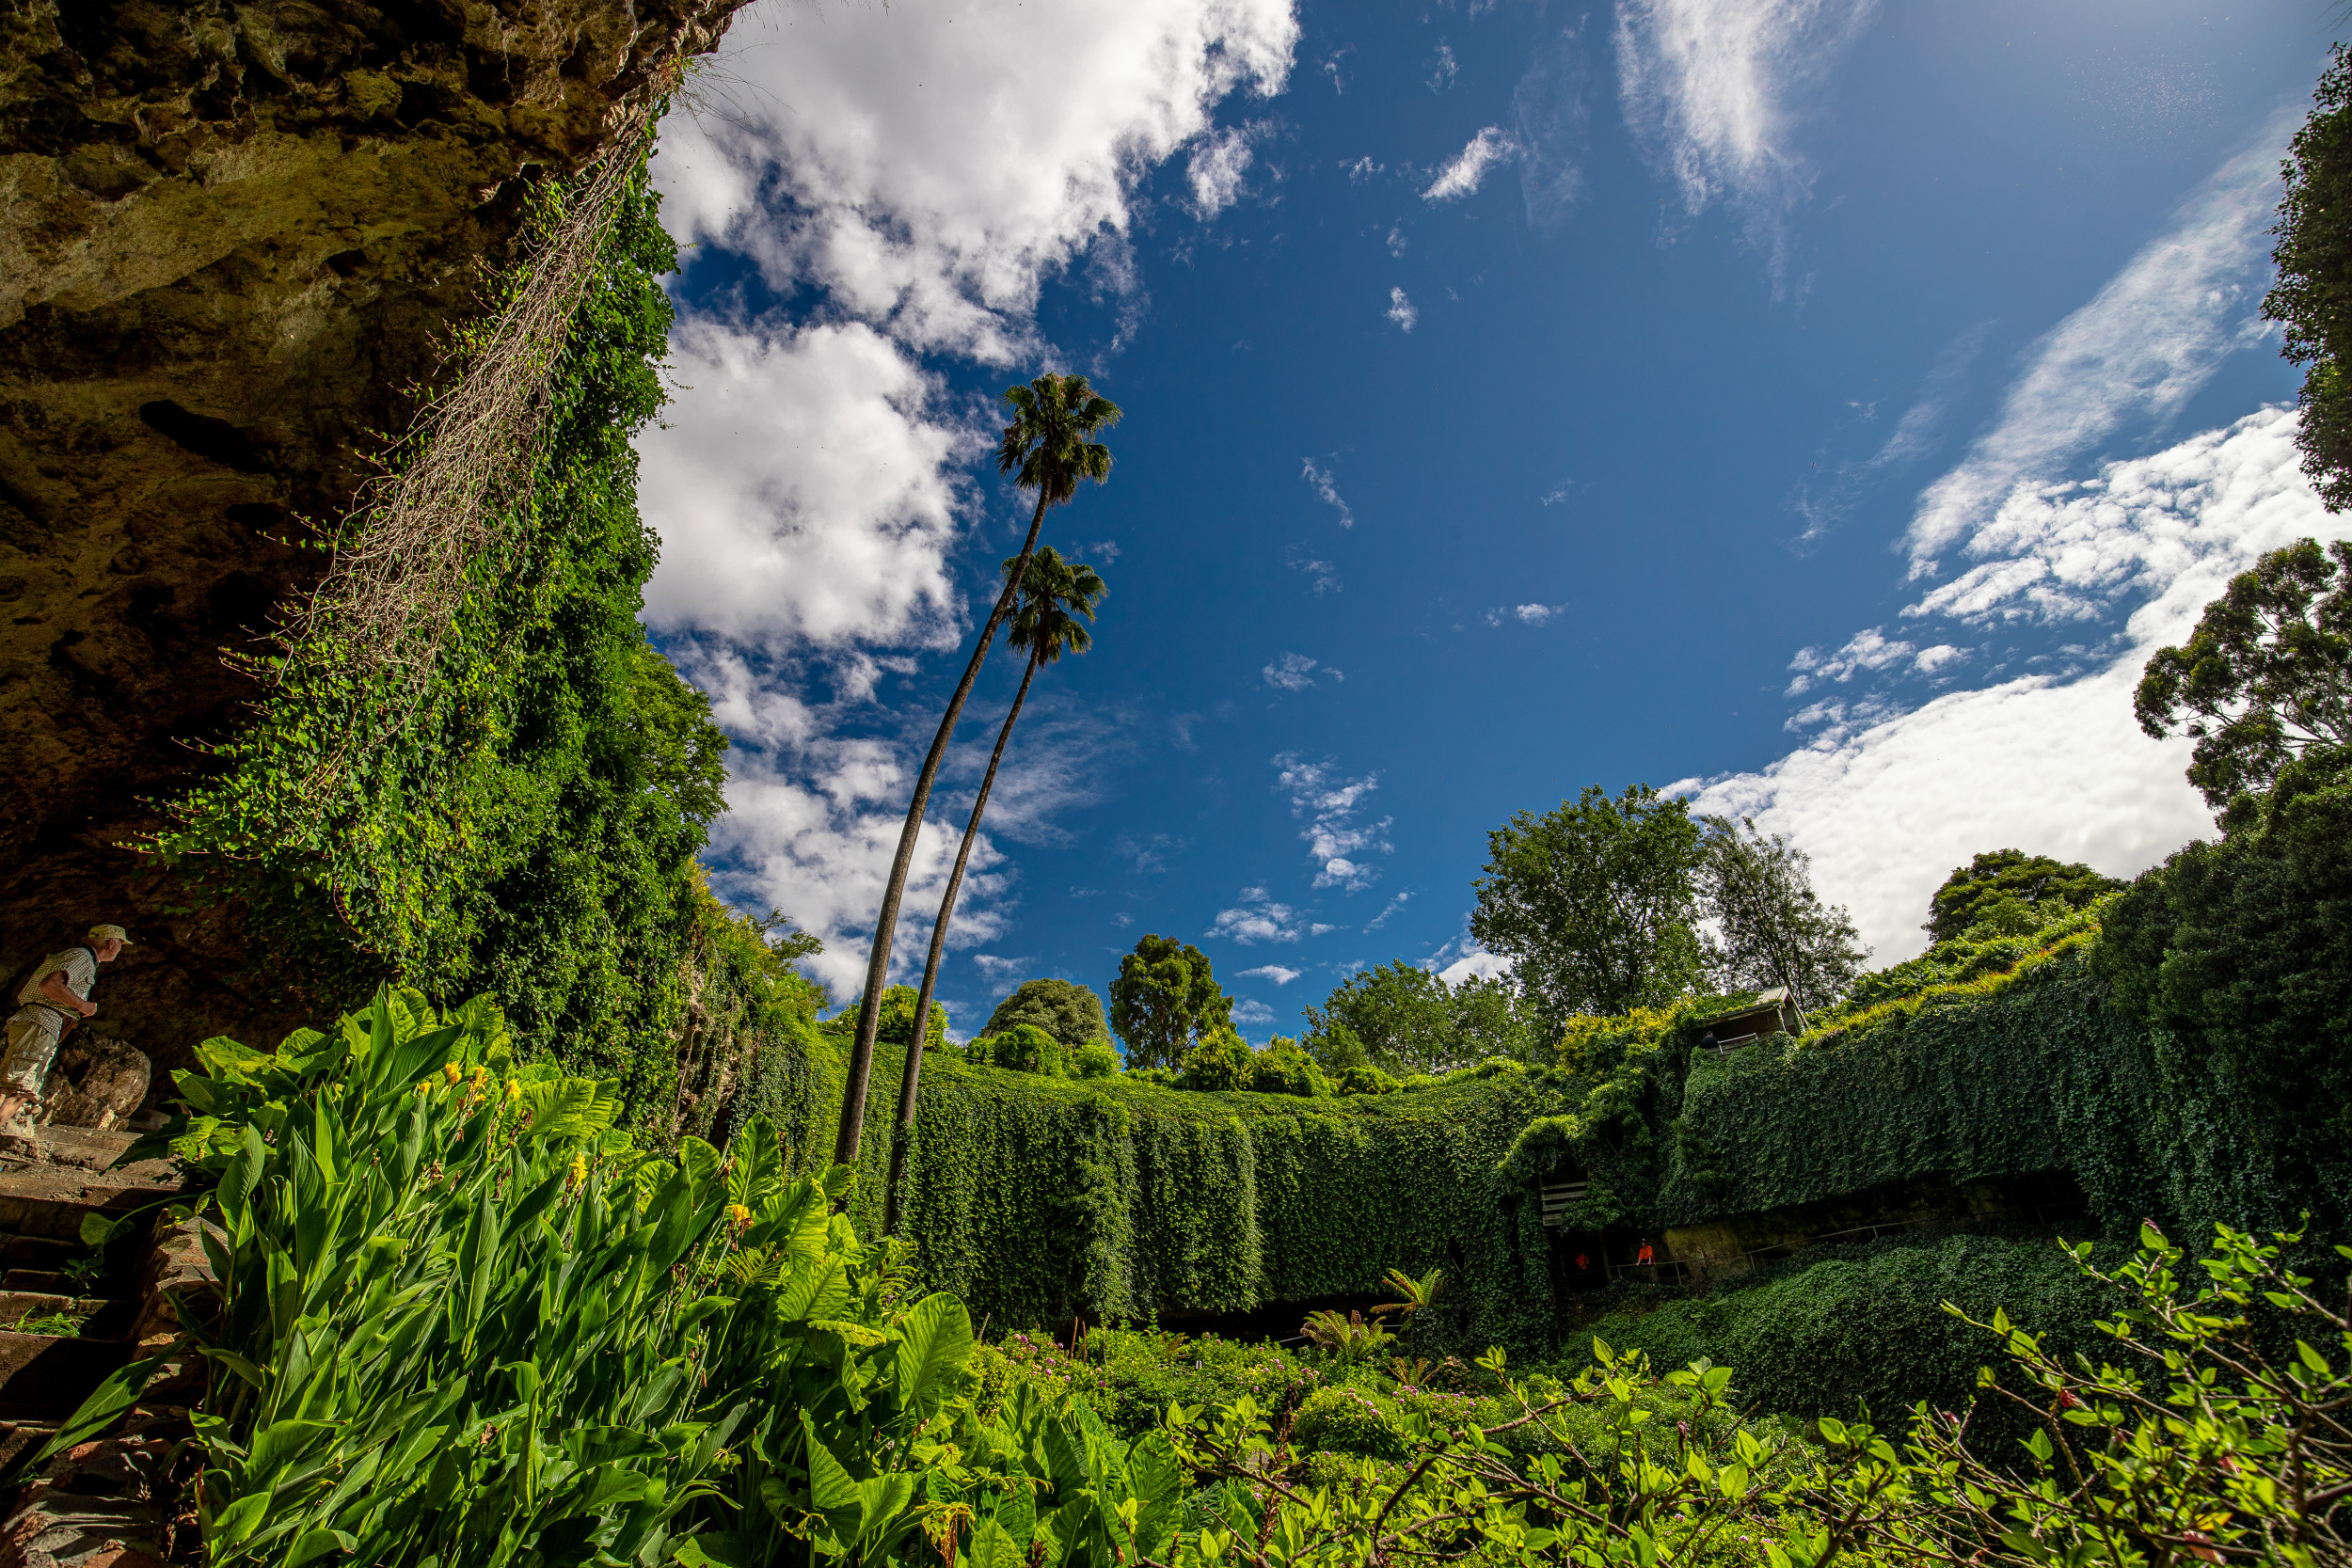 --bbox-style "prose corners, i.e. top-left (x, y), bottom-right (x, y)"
top-left (441, 1062), bottom-right (463, 1085)
top-left (469, 1064), bottom-right (488, 1087)
top-left (504, 1079), bottom-right (520, 1101)
top-left (725, 1204), bottom-right (751, 1227)
top-left (568, 1153), bottom-right (588, 1188)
